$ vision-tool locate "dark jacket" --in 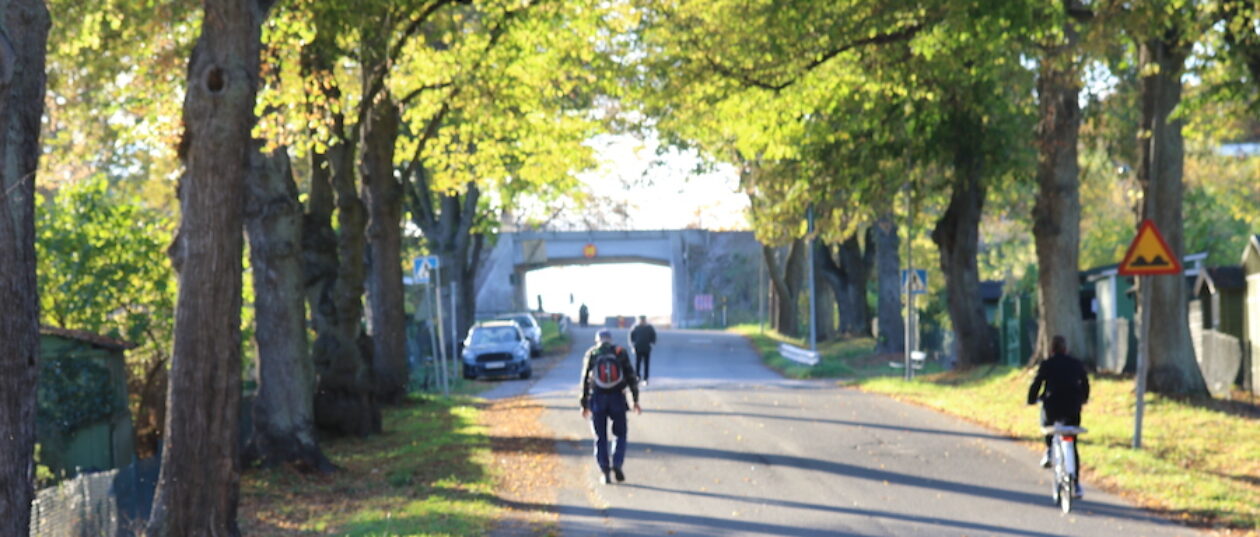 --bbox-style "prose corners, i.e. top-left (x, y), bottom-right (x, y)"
top-left (629, 322), bottom-right (656, 351)
top-left (1027, 353), bottom-right (1090, 409)
top-left (579, 342), bottom-right (639, 410)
